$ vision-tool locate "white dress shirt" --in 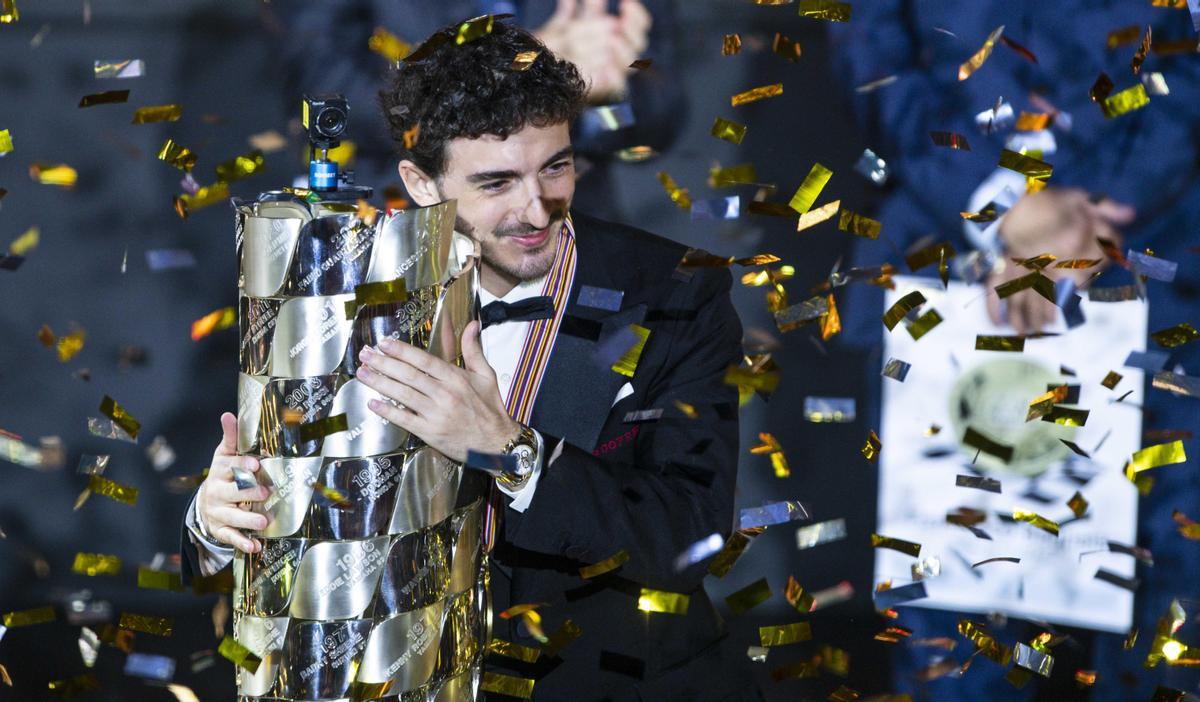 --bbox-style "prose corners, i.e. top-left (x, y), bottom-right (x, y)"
top-left (185, 274), bottom-right (556, 576)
